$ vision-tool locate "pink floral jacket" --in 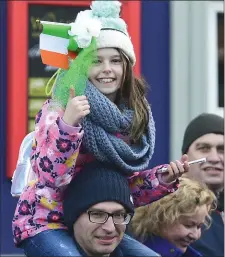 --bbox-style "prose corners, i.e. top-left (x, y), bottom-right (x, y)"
top-left (12, 99), bottom-right (177, 245)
